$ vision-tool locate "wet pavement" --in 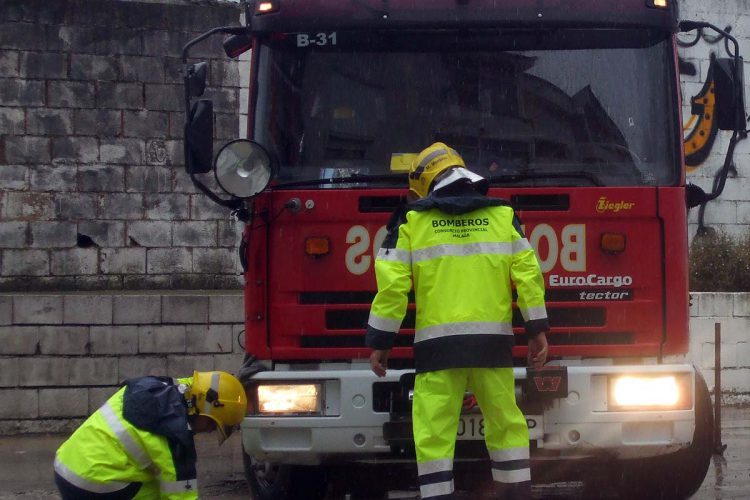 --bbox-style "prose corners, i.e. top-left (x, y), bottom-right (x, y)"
top-left (1, 405), bottom-right (747, 499)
